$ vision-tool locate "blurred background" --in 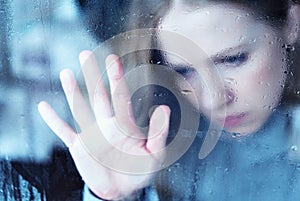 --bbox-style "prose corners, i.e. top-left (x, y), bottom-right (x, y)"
top-left (0, 0), bottom-right (98, 161)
